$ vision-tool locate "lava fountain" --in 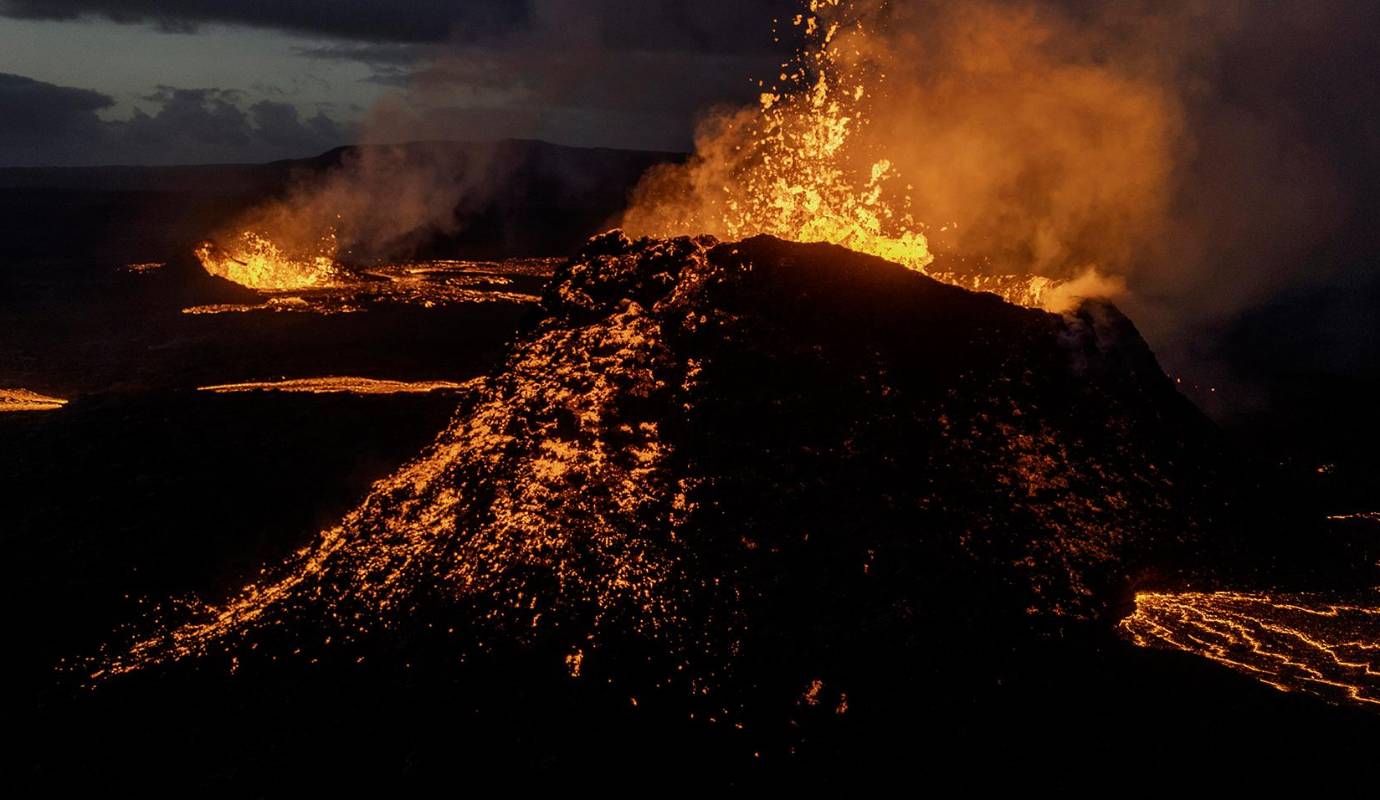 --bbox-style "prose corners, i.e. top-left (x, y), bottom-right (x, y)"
top-left (195, 229), bottom-right (347, 291)
top-left (623, 3), bottom-right (934, 274)
top-left (621, 0), bottom-right (1122, 311)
